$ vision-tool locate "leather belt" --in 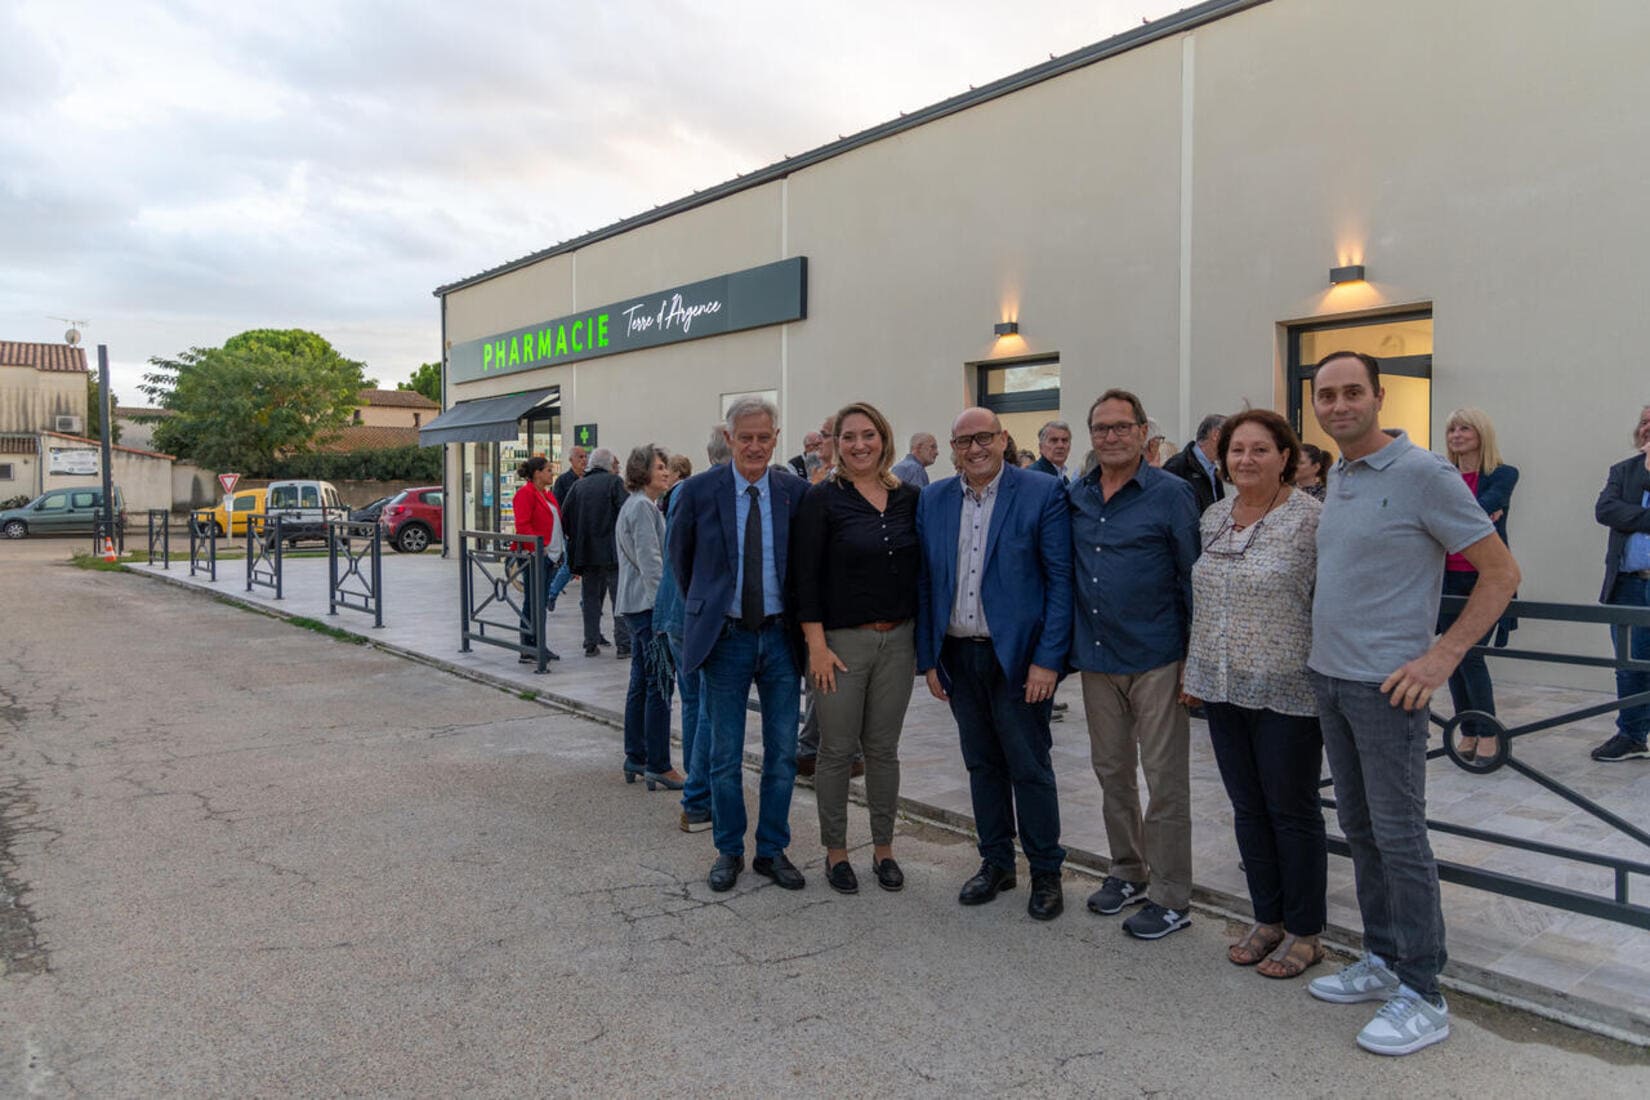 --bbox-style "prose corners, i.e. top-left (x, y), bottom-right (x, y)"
top-left (858, 619), bottom-right (907, 633)
top-left (1632, 570), bottom-right (1650, 580)
top-left (727, 613), bottom-right (785, 629)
